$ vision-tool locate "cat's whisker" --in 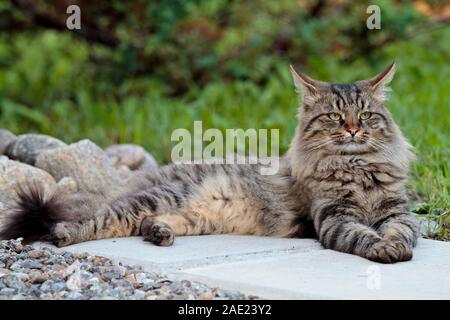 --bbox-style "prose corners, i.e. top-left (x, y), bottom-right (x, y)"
top-left (368, 139), bottom-right (395, 156)
top-left (305, 139), bottom-right (333, 152)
